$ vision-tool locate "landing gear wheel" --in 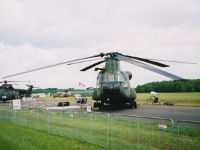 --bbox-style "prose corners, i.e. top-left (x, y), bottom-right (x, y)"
top-left (129, 100), bottom-right (133, 109)
top-left (99, 102), bottom-right (104, 109)
top-left (3, 100), bottom-right (6, 103)
top-left (133, 101), bottom-right (137, 109)
top-left (94, 102), bottom-right (99, 108)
